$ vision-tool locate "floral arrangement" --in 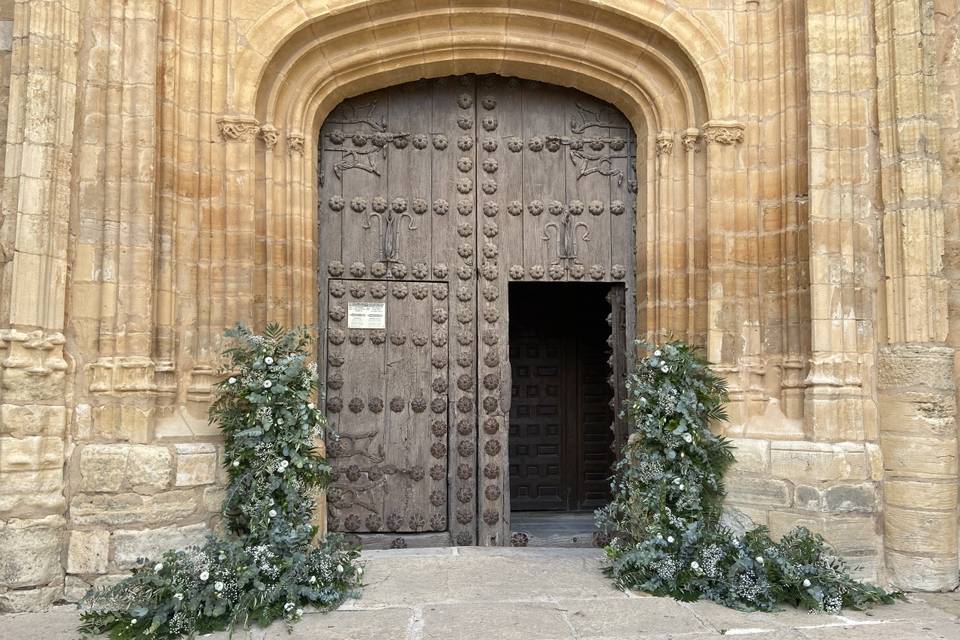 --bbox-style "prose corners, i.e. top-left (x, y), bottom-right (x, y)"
top-left (596, 341), bottom-right (901, 612)
top-left (79, 324), bottom-right (363, 639)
